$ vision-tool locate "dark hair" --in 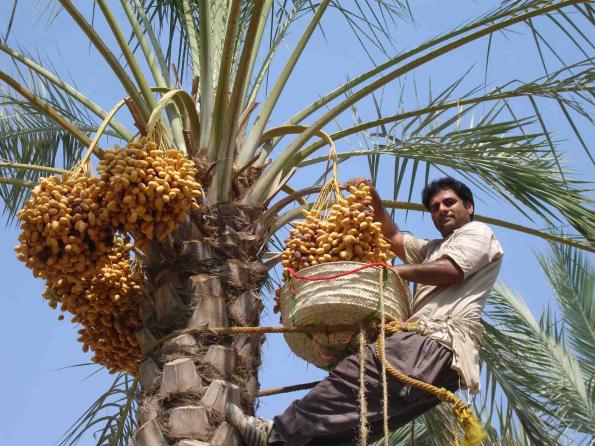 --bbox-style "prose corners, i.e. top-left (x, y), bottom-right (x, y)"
top-left (422, 177), bottom-right (474, 220)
